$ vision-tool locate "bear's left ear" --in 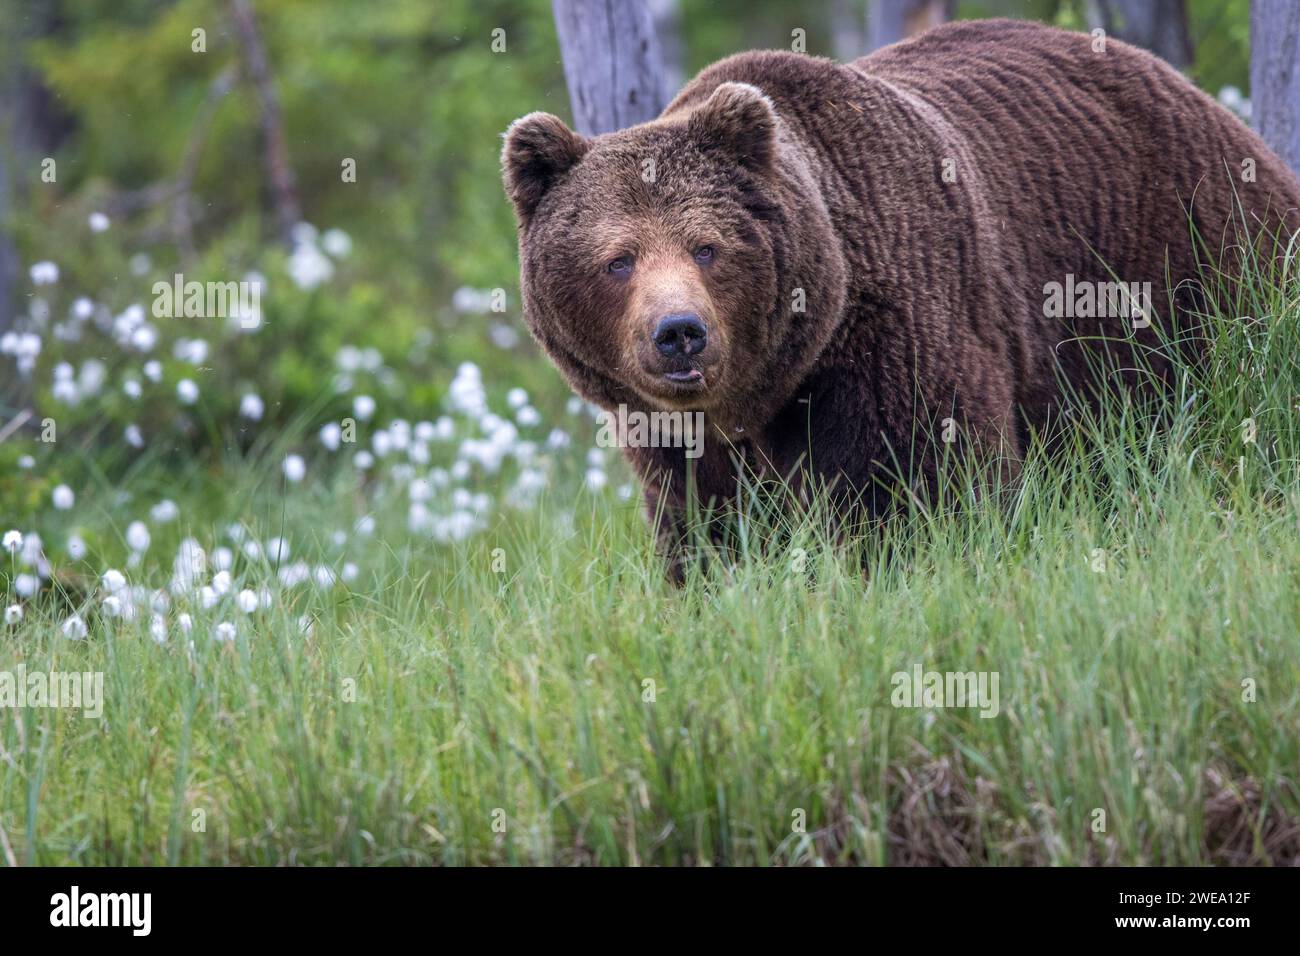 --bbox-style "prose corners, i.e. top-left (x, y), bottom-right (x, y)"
top-left (687, 82), bottom-right (778, 172)
top-left (502, 112), bottom-right (589, 227)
